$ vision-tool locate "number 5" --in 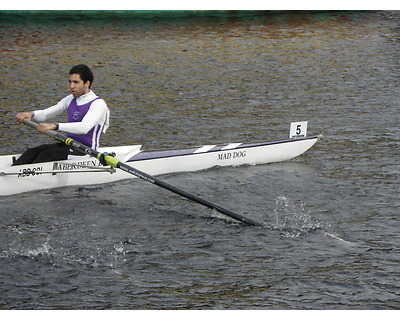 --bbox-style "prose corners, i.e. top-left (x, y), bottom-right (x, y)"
top-left (296, 125), bottom-right (302, 135)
